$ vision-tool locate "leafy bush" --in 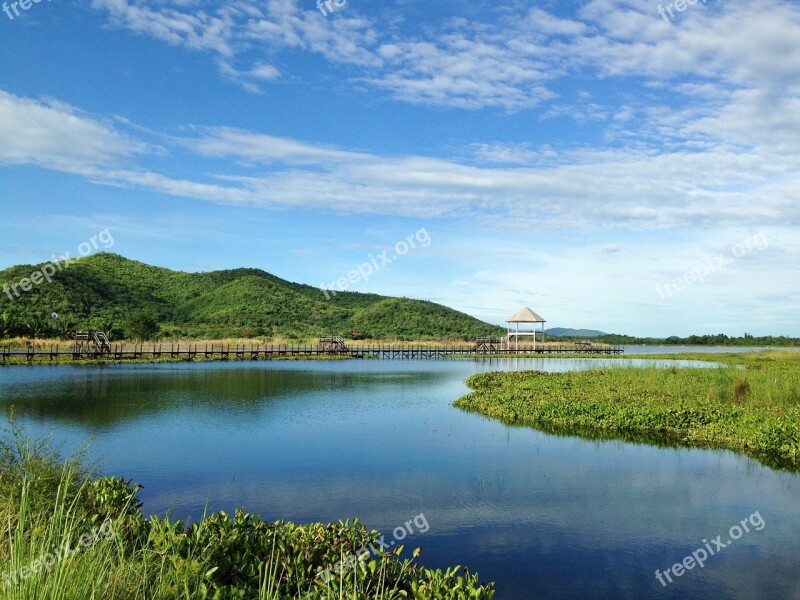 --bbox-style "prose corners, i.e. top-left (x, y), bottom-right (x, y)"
top-left (124, 311), bottom-right (161, 341)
